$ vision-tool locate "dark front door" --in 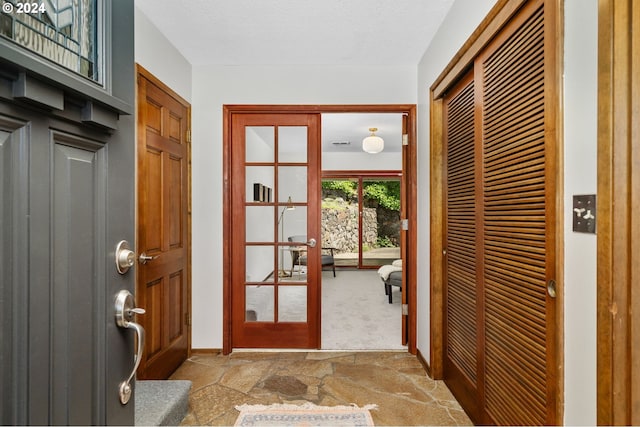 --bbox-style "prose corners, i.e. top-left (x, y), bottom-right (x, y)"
top-left (0, 2), bottom-right (137, 424)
